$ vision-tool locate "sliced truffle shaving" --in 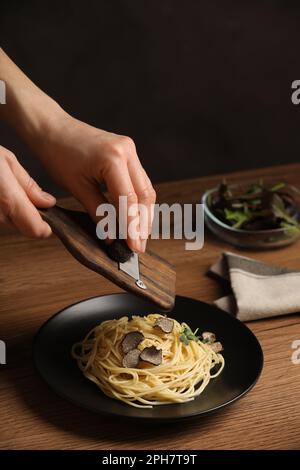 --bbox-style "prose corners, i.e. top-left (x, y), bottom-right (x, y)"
top-left (122, 348), bottom-right (141, 368)
top-left (209, 341), bottom-right (223, 353)
top-left (154, 317), bottom-right (174, 333)
top-left (140, 346), bottom-right (162, 365)
top-left (202, 331), bottom-right (216, 344)
top-left (121, 331), bottom-right (144, 354)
